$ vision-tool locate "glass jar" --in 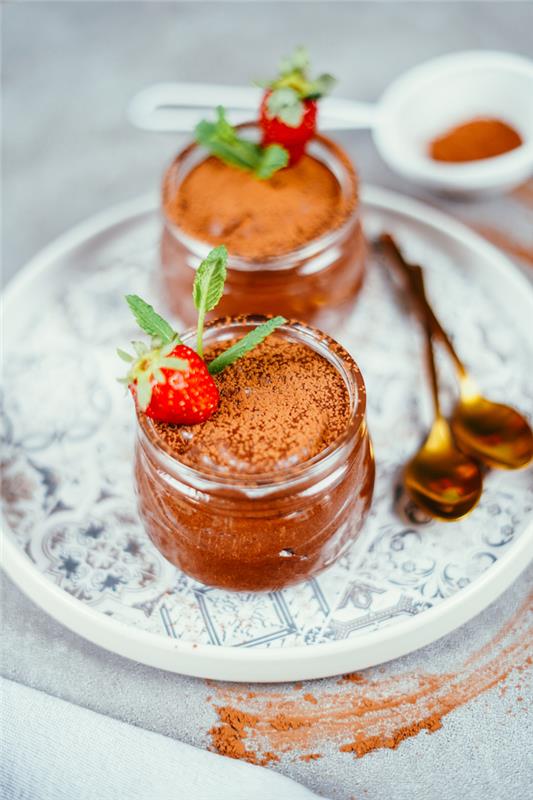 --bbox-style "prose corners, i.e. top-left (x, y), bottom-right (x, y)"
top-left (134, 317), bottom-right (375, 591)
top-left (160, 126), bottom-right (366, 333)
